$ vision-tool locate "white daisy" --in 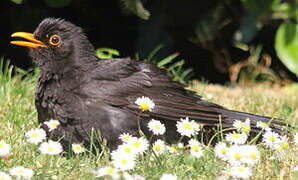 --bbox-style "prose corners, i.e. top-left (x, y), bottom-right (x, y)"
top-left (241, 145), bottom-right (260, 165)
top-left (256, 121), bottom-right (271, 131)
top-left (135, 96), bottom-right (155, 112)
top-left (160, 173), bottom-right (177, 180)
top-left (233, 120), bottom-right (243, 130)
top-left (273, 135), bottom-right (289, 159)
top-left (233, 119), bottom-right (251, 134)
top-left (112, 144), bottom-right (138, 158)
top-left (294, 132), bottom-right (298, 145)
top-left (112, 155), bottom-right (136, 171)
top-left (152, 139), bottom-right (166, 155)
top-left (279, 136), bottom-right (290, 150)
top-left (39, 140), bottom-right (63, 155)
top-left (188, 139), bottom-right (203, 158)
top-left (227, 145), bottom-right (244, 165)
top-left (214, 142), bottom-right (228, 161)
top-left (148, 119), bottom-right (166, 135)
top-left (166, 146), bottom-right (178, 154)
top-left (293, 166), bottom-right (298, 171)
top-left (25, 128), bottom-right (46, 144)
top-left (225, 132), bottom-right (248, 144)
top-left (94, 166), bottom-right (119, 179)
top-left (0, 171), bottom-right (12, 180)
top-left (262, 131), bottom-right (281, 148)
top-left (127, 137), bottom-right (149, 154)
top-left (176, 117), bottom-right (200, 137)
top-left (72, 144), bottom-right (85, 154)
top-left (119, 133), bottom-right (133, 143)
top-left (230, 165), bottom-right (252, 179)
top-left (273, 143), bottom-right (286, 159)
top-left (9, 166), bottom-right (33, 179)
top-left (0, 141), bottom-right (10, 157)
top-left (44, 119), bottom-right (60, 131)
